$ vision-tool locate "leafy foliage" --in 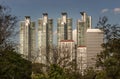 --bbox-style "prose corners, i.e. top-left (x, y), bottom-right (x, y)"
top-left (96, 16), bottom-right (120, 42)
top-left (0, 4), bottom-right (32, 79)
top-left (48, 64), bottom-right (66, 79)
top-left (0, 4), bottom-right (18, 46)
top-left (83, 67), bottom-right (97, 79)
top-left (0, 48), bottom-right (32, 79)
top-left (96, 16), bottom-right (120, 79)
top-left (32, 64), bottom-right (82, 79)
